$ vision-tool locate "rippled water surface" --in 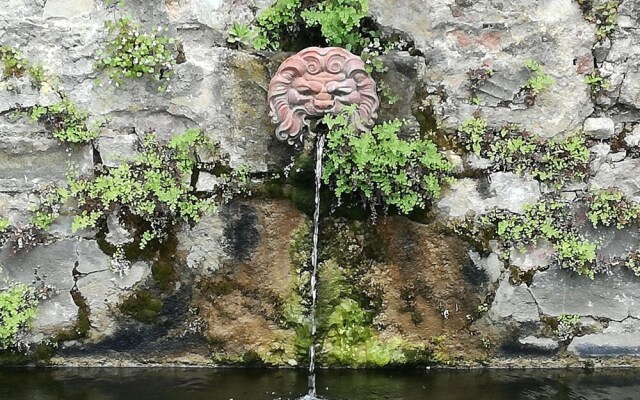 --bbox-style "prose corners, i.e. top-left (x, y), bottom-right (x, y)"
top-left (2, 367), bottom-right (640, 400)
